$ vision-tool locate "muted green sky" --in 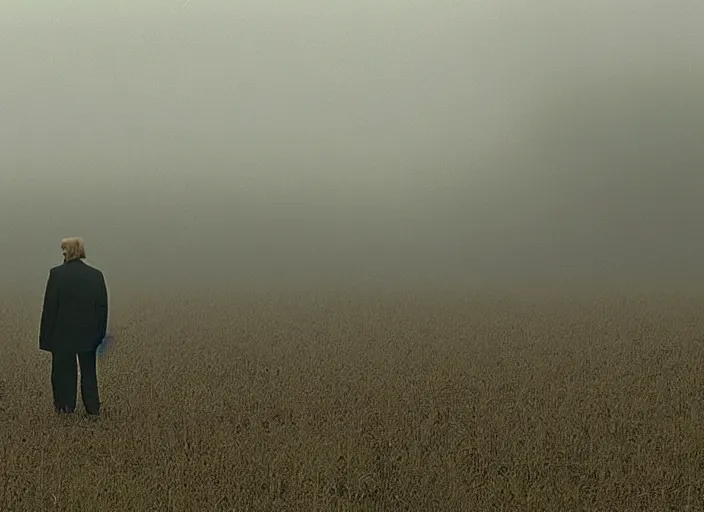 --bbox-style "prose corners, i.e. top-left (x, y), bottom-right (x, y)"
top-left (1, 1), bottom-right (703, 294)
